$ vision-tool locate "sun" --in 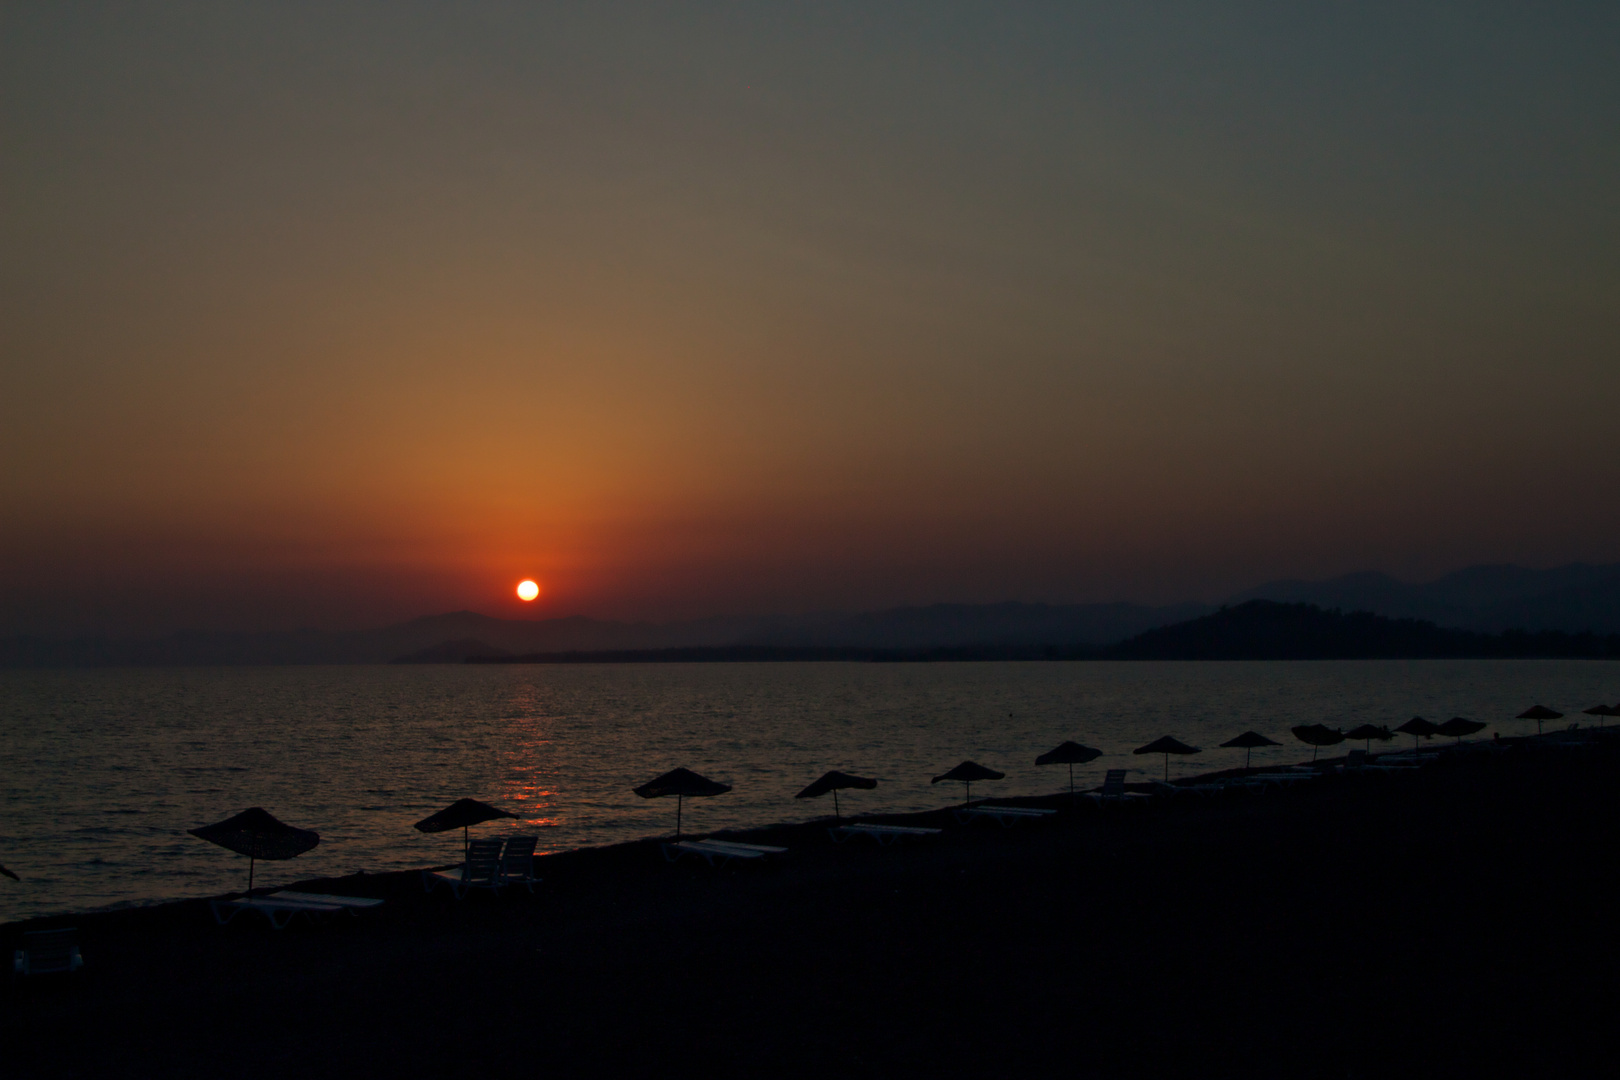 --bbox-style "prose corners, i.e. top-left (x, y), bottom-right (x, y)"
top-left (516, 579), bottom-right (540, 602)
